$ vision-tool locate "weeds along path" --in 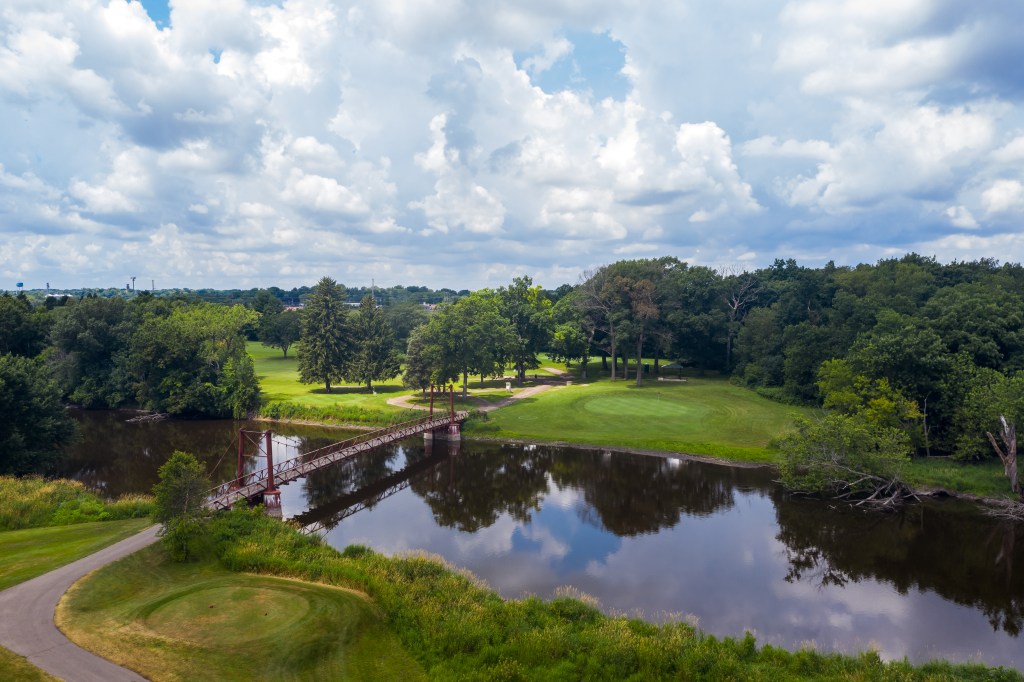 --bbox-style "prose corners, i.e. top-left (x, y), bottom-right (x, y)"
top-left (0, 525), bottom-right (159, 681)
